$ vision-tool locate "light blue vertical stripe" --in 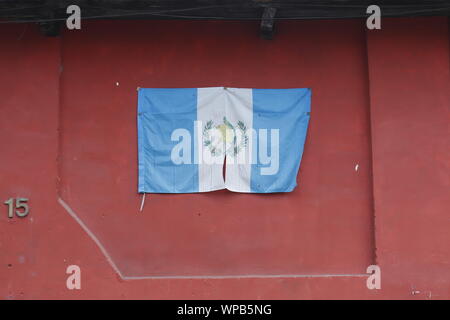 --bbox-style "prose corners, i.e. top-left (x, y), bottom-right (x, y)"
top-left (137, 88), bottom-right (199, 193)
top-left (251, 88), bottom-right (311, 193)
